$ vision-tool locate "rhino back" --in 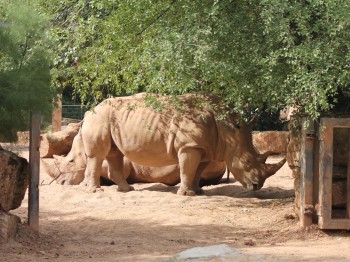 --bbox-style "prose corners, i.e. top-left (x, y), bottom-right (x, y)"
top-left (102, 95), bottom-right (222, 166)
